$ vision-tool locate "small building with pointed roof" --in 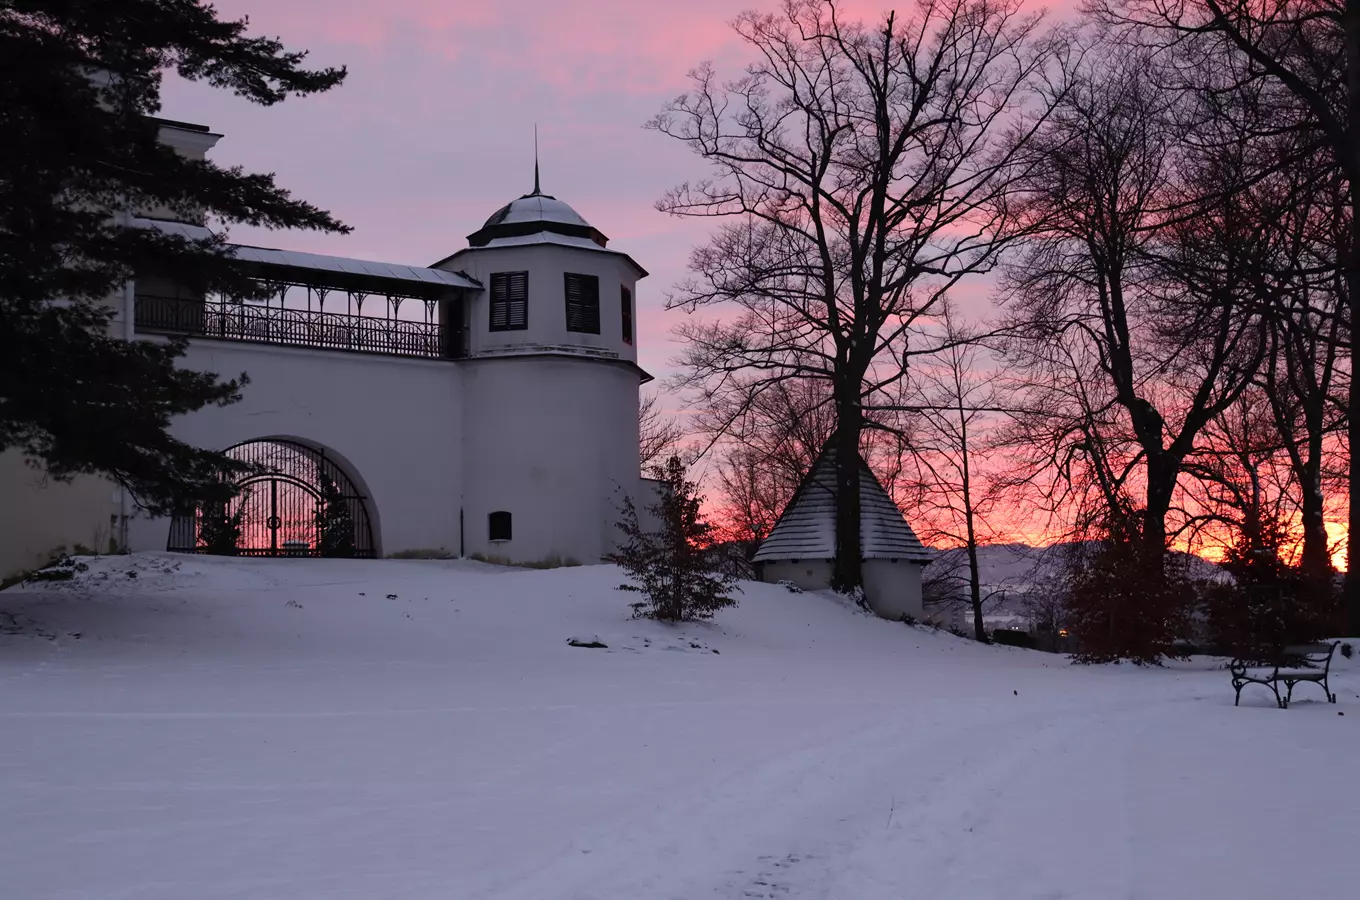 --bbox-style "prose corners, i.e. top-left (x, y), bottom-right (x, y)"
top-left (753, 444), bottom-right (933, 621)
